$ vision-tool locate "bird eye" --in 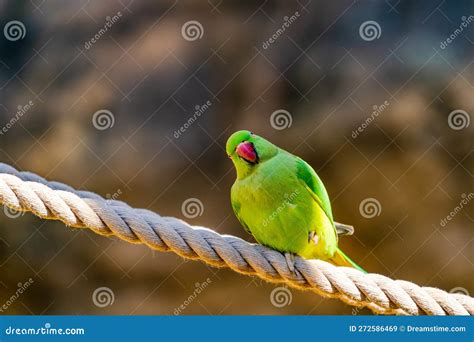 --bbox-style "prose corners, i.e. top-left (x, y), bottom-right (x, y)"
top-left (249, 131), bottom-right (254, 135)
